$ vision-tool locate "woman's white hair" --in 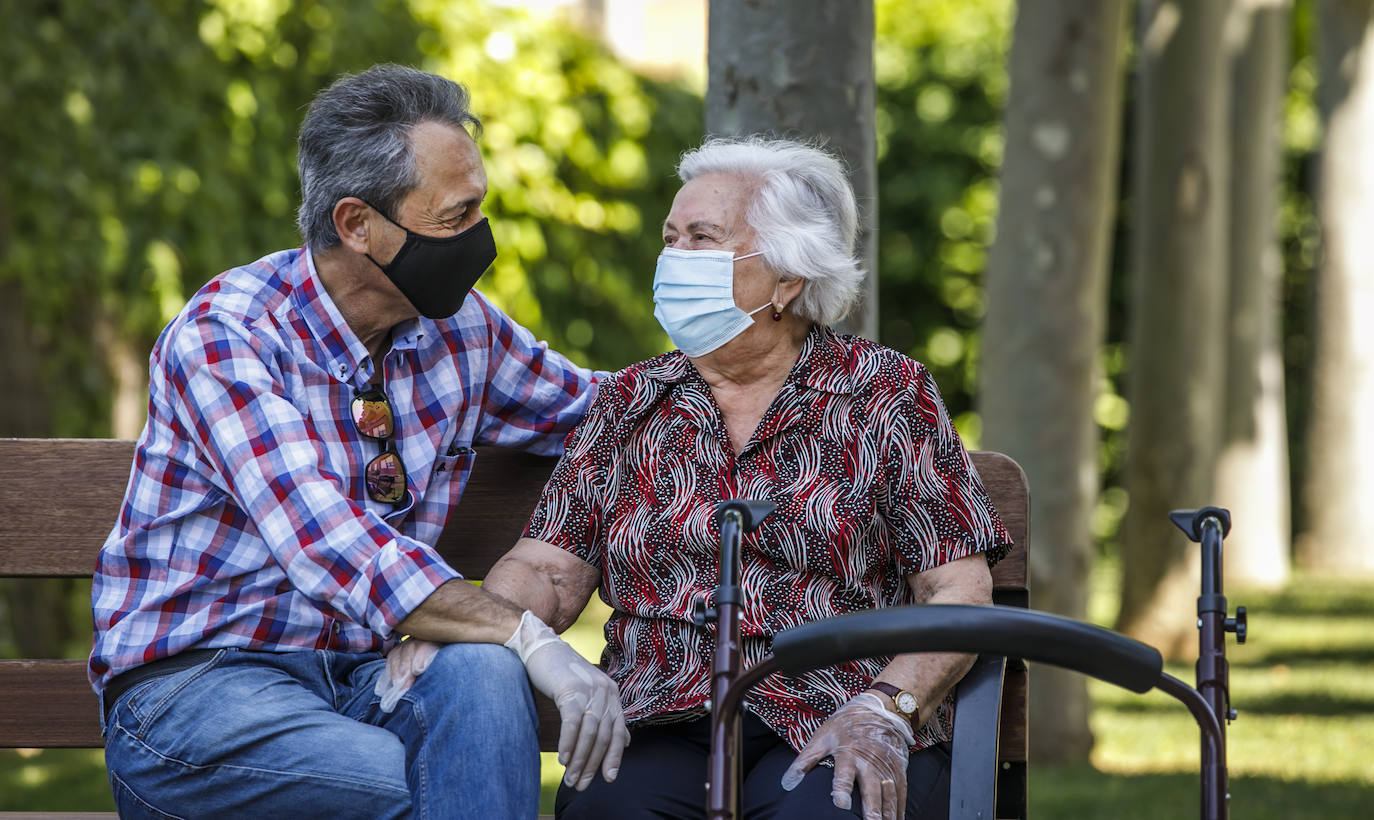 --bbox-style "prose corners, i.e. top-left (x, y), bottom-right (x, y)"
top-left (676, 136), bottom-right (864, 326)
